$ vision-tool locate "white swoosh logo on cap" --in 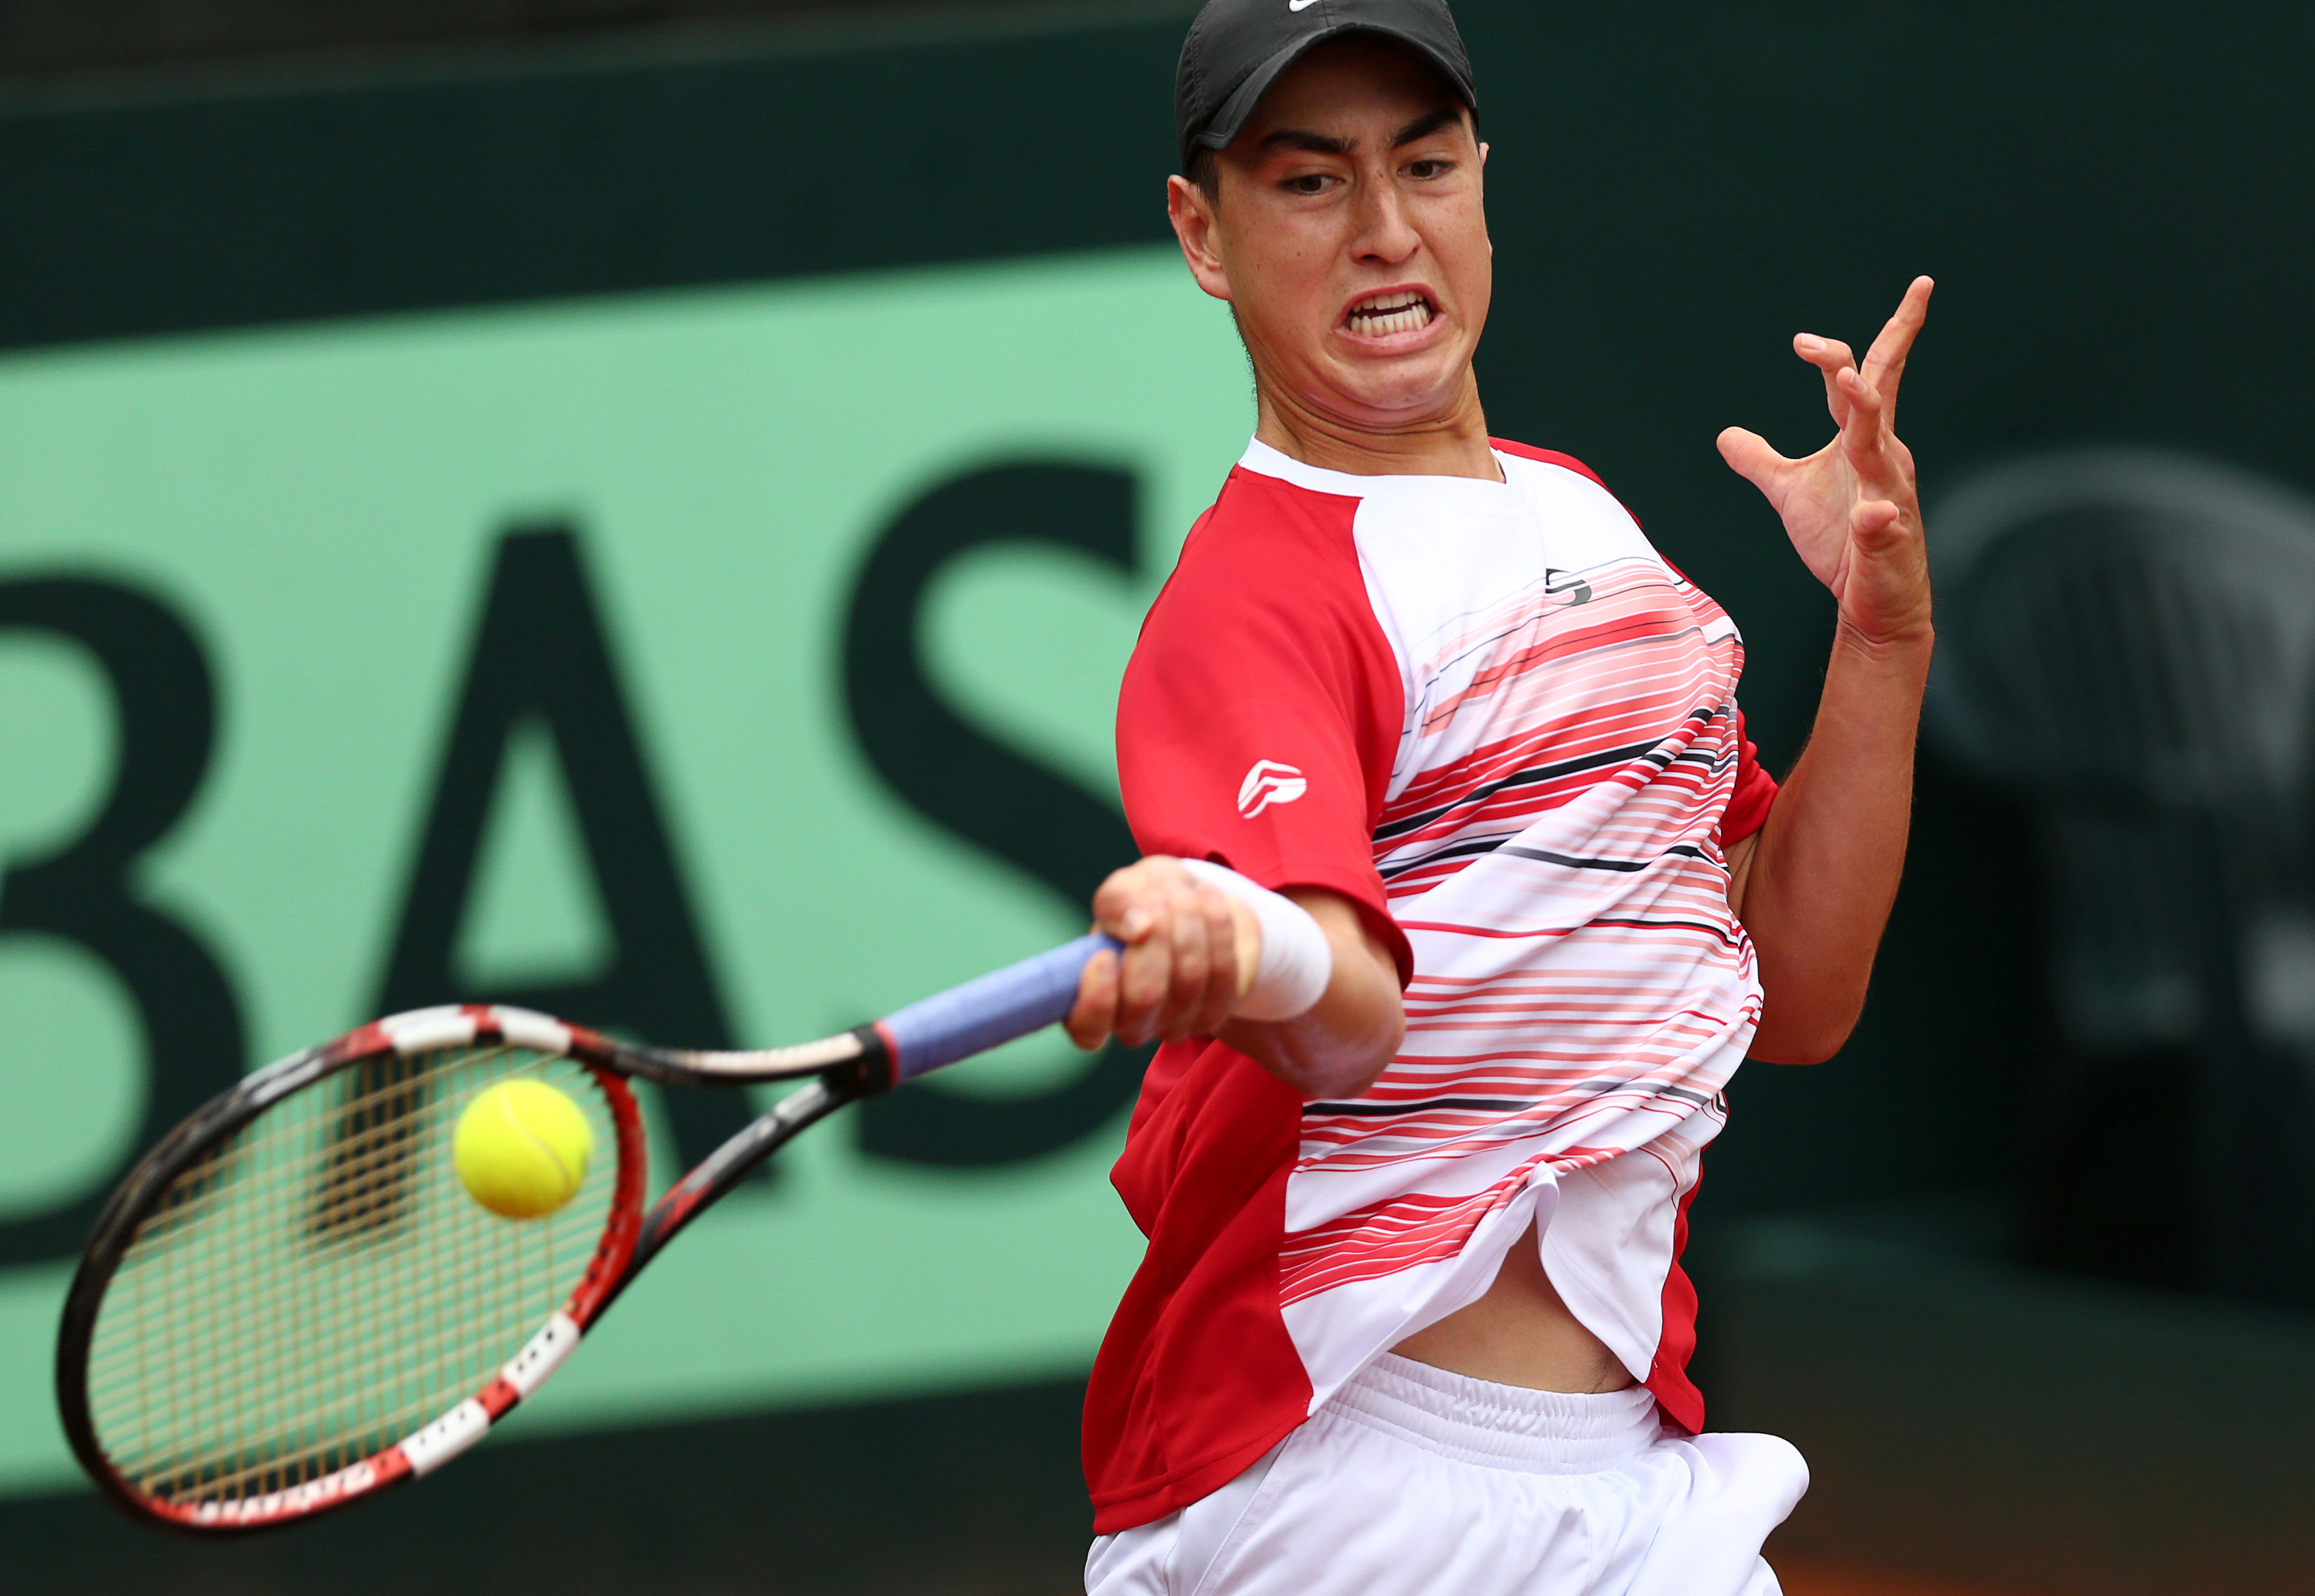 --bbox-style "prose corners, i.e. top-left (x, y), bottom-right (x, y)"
top-left (1288, 0), bottom-right (1320, 9)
